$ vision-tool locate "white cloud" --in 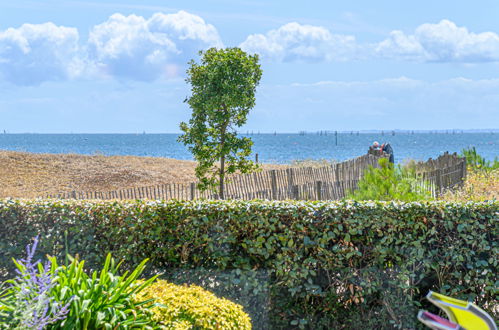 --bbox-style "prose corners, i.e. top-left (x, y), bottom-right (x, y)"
top-left (87, 11), bottom-right (223, 80)
top-left (1, 16), bottom-right (499, 85)
top-left (0, 22), bottom-right (82, 85)
top-left (376, 19), bottom-right (499, 62)
top-left (240, 22), bottom-right (357, 62)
